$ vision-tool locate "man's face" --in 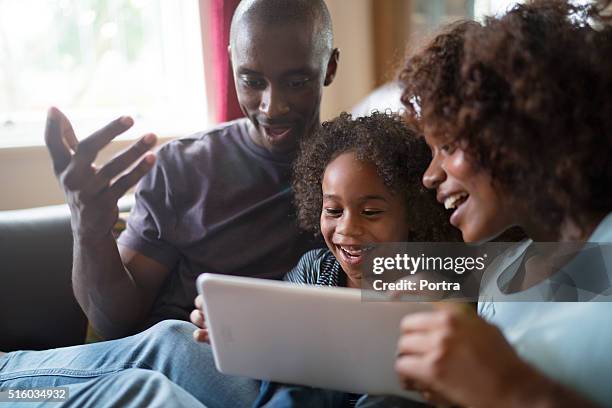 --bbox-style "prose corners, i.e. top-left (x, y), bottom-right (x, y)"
top-left (230, 22), bottom-right (337, 154)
